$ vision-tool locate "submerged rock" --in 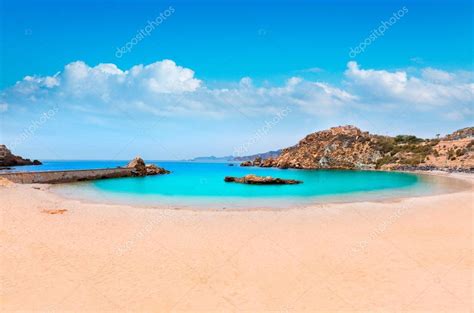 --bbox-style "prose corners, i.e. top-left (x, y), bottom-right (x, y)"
top-left (224, 174), bottom-right (302, 185)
